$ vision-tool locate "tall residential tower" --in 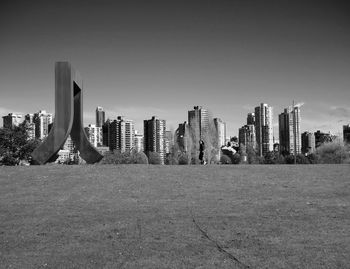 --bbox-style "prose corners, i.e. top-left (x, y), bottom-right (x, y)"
top-left (279, 105), bottom-right (301, 155)
top-left (144, 116), bottom-right (166, 164)
top-left (255, 103), bottom-right (273, 157)
top-left (96, 106), bottom-right (105, 127)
